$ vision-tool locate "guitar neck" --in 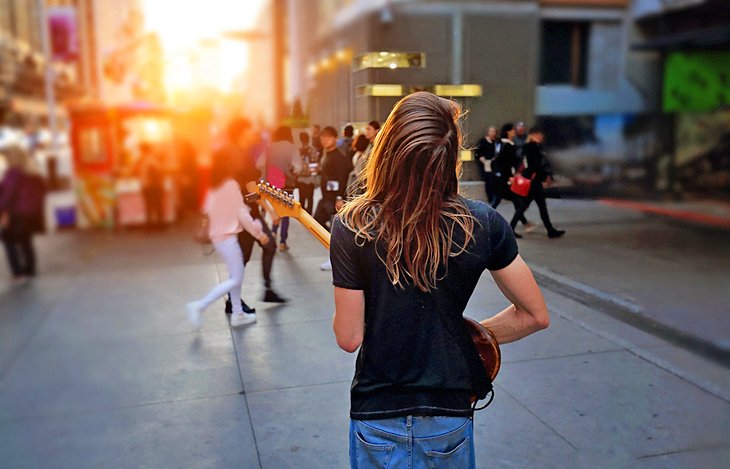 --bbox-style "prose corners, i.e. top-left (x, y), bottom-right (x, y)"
top-left (295, 211), bottom-right (331, 250)
top-left (254, 182), bottom-right (331, 250)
